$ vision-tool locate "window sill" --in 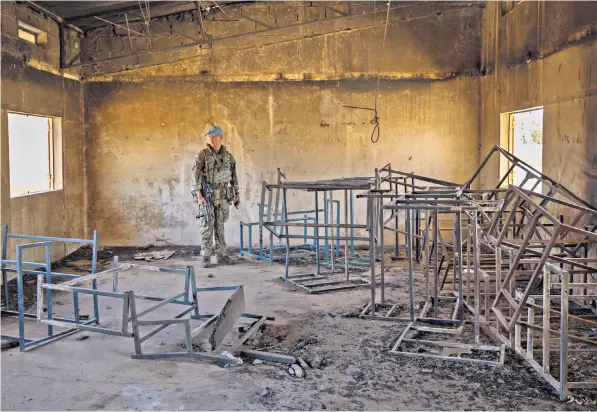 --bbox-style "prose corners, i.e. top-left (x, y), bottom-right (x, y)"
top-left (10, 188), bottom-right (63, 199)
